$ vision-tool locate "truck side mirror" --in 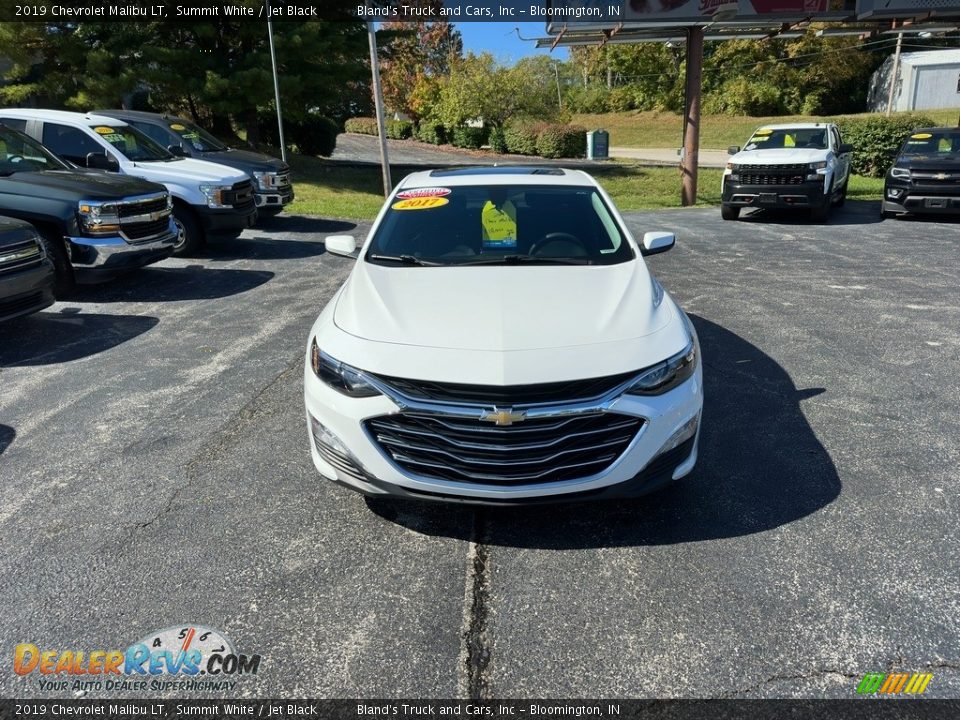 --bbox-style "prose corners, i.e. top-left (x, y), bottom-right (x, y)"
top-left (86, 152), bottom-right (118, 171)
top-left (839, 143), bottom-right (854, 154)
top-left (727, 145), bottom-right (741, 155)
